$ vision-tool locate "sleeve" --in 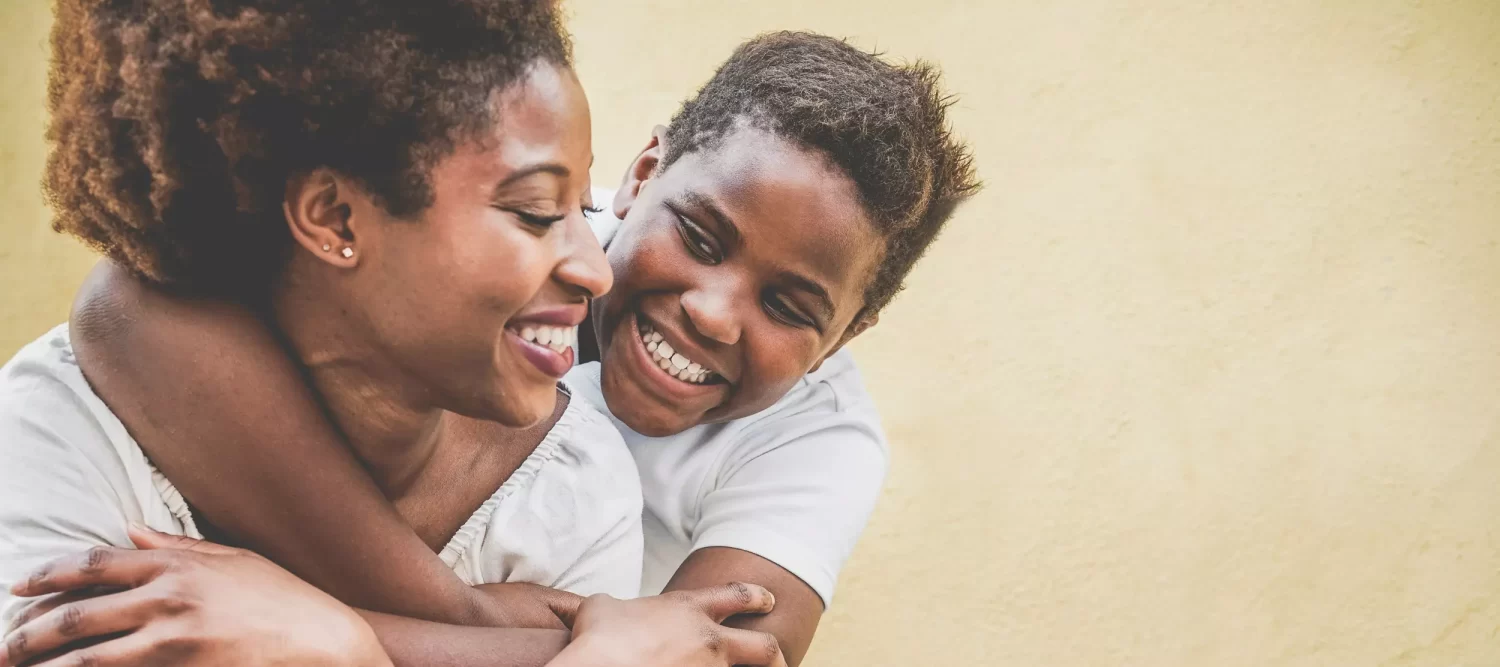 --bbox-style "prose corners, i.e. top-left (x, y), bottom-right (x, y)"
top-left (548, 407), bottom-right (645, 599)
top-left (549, 496), bottom-right (644, 599)
top-left (689, 408), bottom-right (889, 608)
top-left (0, 382), bottom-right (135, 627)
